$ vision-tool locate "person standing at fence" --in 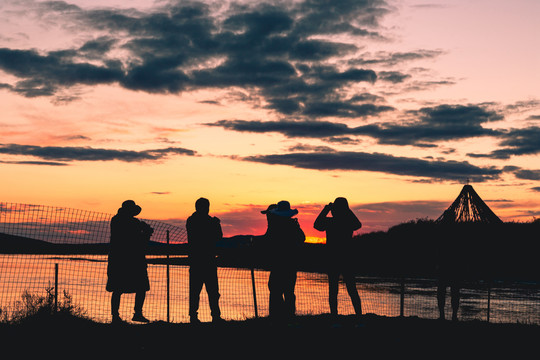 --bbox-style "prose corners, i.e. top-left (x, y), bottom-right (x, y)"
top-left (186, 197), bottom-right (223, 323)
top-left (436, 211), bottom-right (463, 321)
top-left (264, 200), bottom-right (305, 321)
top-left (106, 200), bottom-right (154, 324)
top-left (314, 197), bottom-right (362, 317)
